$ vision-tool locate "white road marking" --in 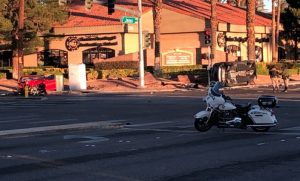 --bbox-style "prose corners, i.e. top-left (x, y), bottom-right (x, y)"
top-left (257, 143), bottom-right (266, 146)
top-left (29, 118), bottom-right (78, 124)
top-left (0, 121), bottom-right (122, 137)
top-left (64, 135), bottom-right (109, 143)
top-left (123, 121), bottom-right (173, 128)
